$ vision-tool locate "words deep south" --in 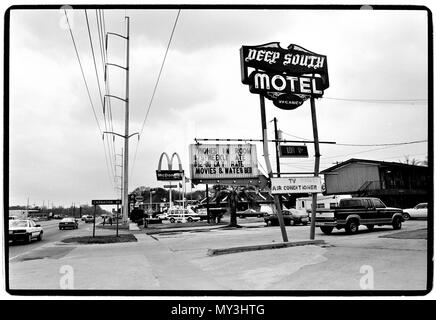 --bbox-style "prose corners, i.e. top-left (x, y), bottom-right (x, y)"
top-left (244, 48), bottom-right (325, 70)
